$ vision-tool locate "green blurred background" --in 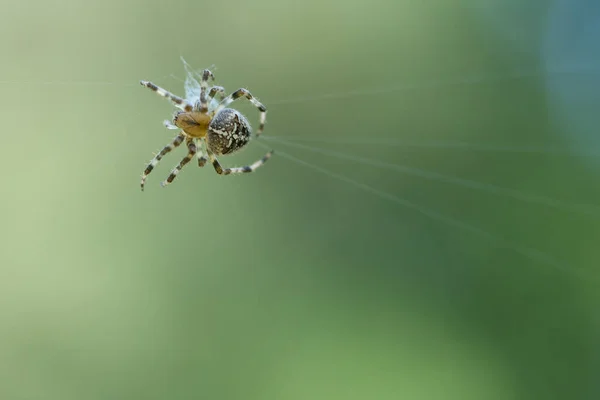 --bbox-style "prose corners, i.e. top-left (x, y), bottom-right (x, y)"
top-left (1, 0), bottom-right (599, 399)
